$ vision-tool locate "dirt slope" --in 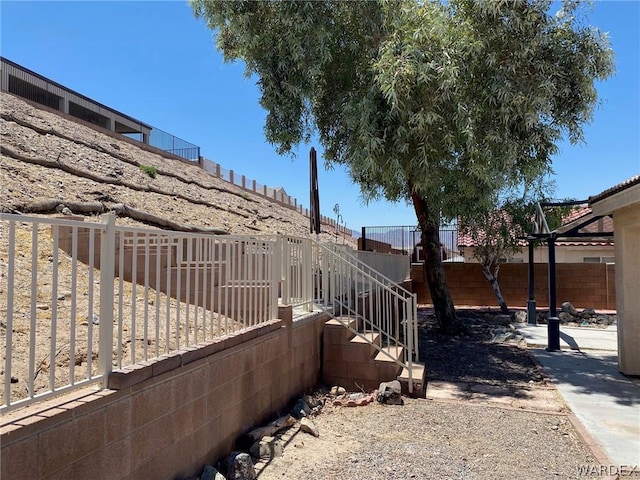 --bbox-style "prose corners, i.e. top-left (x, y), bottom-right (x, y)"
top-left (0, 91), bottom-right (352, 243)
